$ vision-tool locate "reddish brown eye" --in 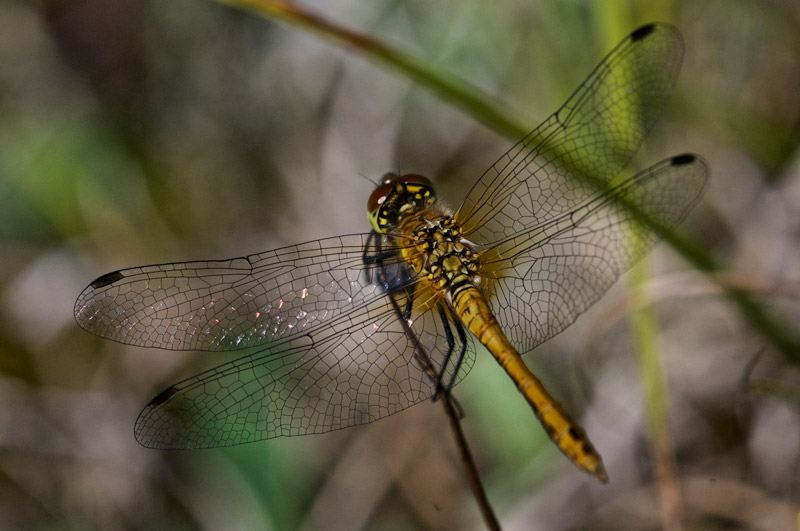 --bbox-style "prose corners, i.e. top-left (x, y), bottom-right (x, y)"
top-left (366, 173), bottom-right (435, 215)
top-left (367, 180), bottom-right (397, 214)
top-left (397, 173), bottom-right (433, 188)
